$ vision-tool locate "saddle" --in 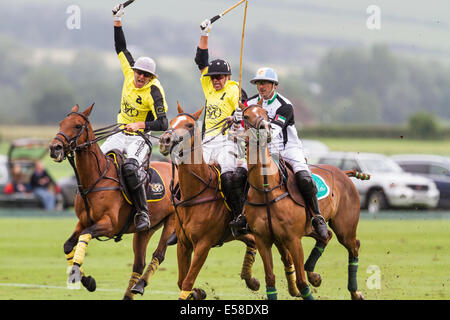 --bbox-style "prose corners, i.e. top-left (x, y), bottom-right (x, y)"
top-left (106, 149), bottom-right (166, 204)
top-left (277, 157), bottom-right (306, 208)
